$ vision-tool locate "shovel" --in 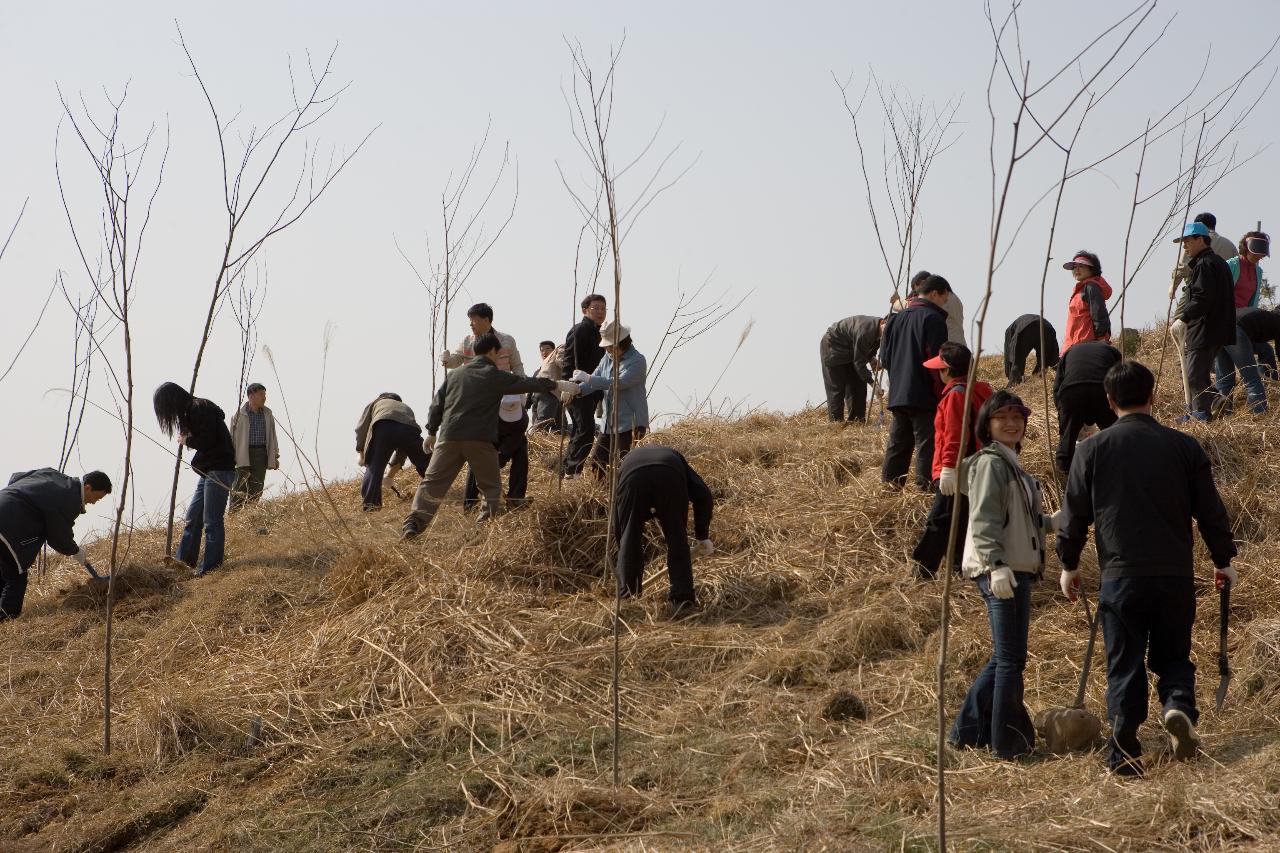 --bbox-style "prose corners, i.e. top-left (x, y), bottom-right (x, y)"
top-left (1035, 591), bottom-right (1104, 753)
top-left (1215, 581), bottom-right (1232, 711)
